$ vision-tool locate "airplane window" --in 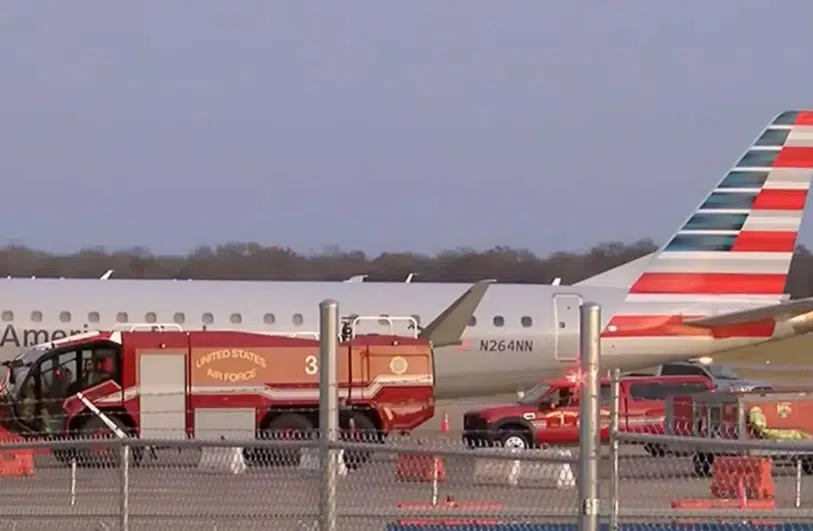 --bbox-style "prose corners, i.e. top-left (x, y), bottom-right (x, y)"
top-left (202, 313), bottom-right (214, 325)
top-left (59, 311), bottom-right (71, 323)
top-left (145, 312), bottom-right (157, 324)
top-left (521, 316), bottom-right (533, 328)
top-left (87, 312), bottom-right (100, 323)
top-left (1, 311), bottom-right (12, 322)
top-left (493, 316), bottom-right (505, 327)
top-left (230, 313), bottom-right (242, 325)
top-left (31, 311), bottom-right (42, 323)
top-left (468, 316), bottom-right (477, 327)
top-left (173, 312), bottom-right (186, 324)
top-left (116, 312), bottom-right (128, 323)
top-left (263, 313), bottom-right (275, 325)
top-left (292, 313), bottom-right (304, 326)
